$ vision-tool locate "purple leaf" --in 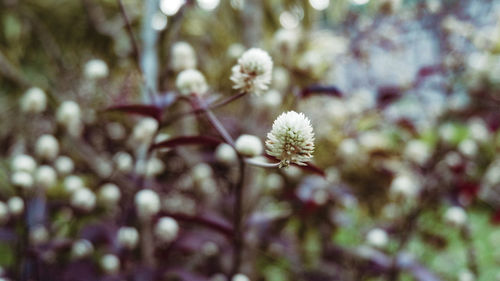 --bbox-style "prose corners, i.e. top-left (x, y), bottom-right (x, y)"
top-left (300, 85), bottom-right (343, 98)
